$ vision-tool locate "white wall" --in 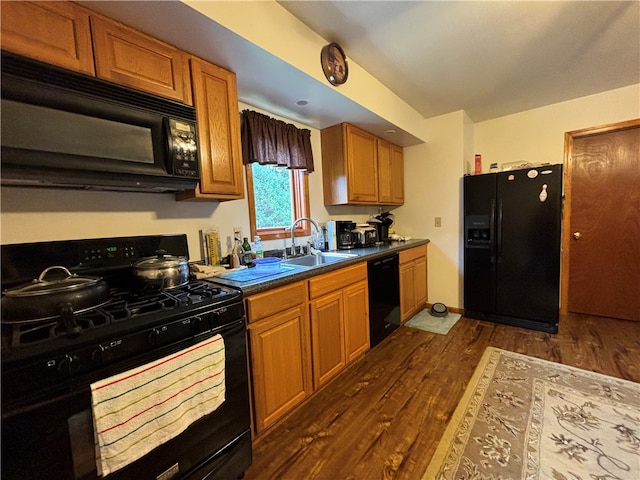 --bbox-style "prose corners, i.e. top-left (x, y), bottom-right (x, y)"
top-left (475, 84), bottom-right (640, 169)
top-left (393, 83), bottom-right (640, 310)
top-left (394, 111), bottom-right (467, 309)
